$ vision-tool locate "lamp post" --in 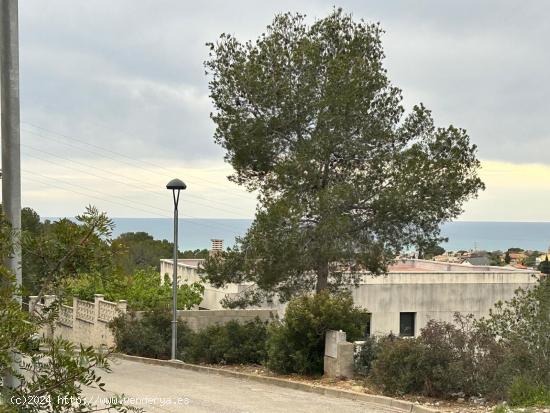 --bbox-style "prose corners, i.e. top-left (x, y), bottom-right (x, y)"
top-left (166, 178), bottom-right (186, 360)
